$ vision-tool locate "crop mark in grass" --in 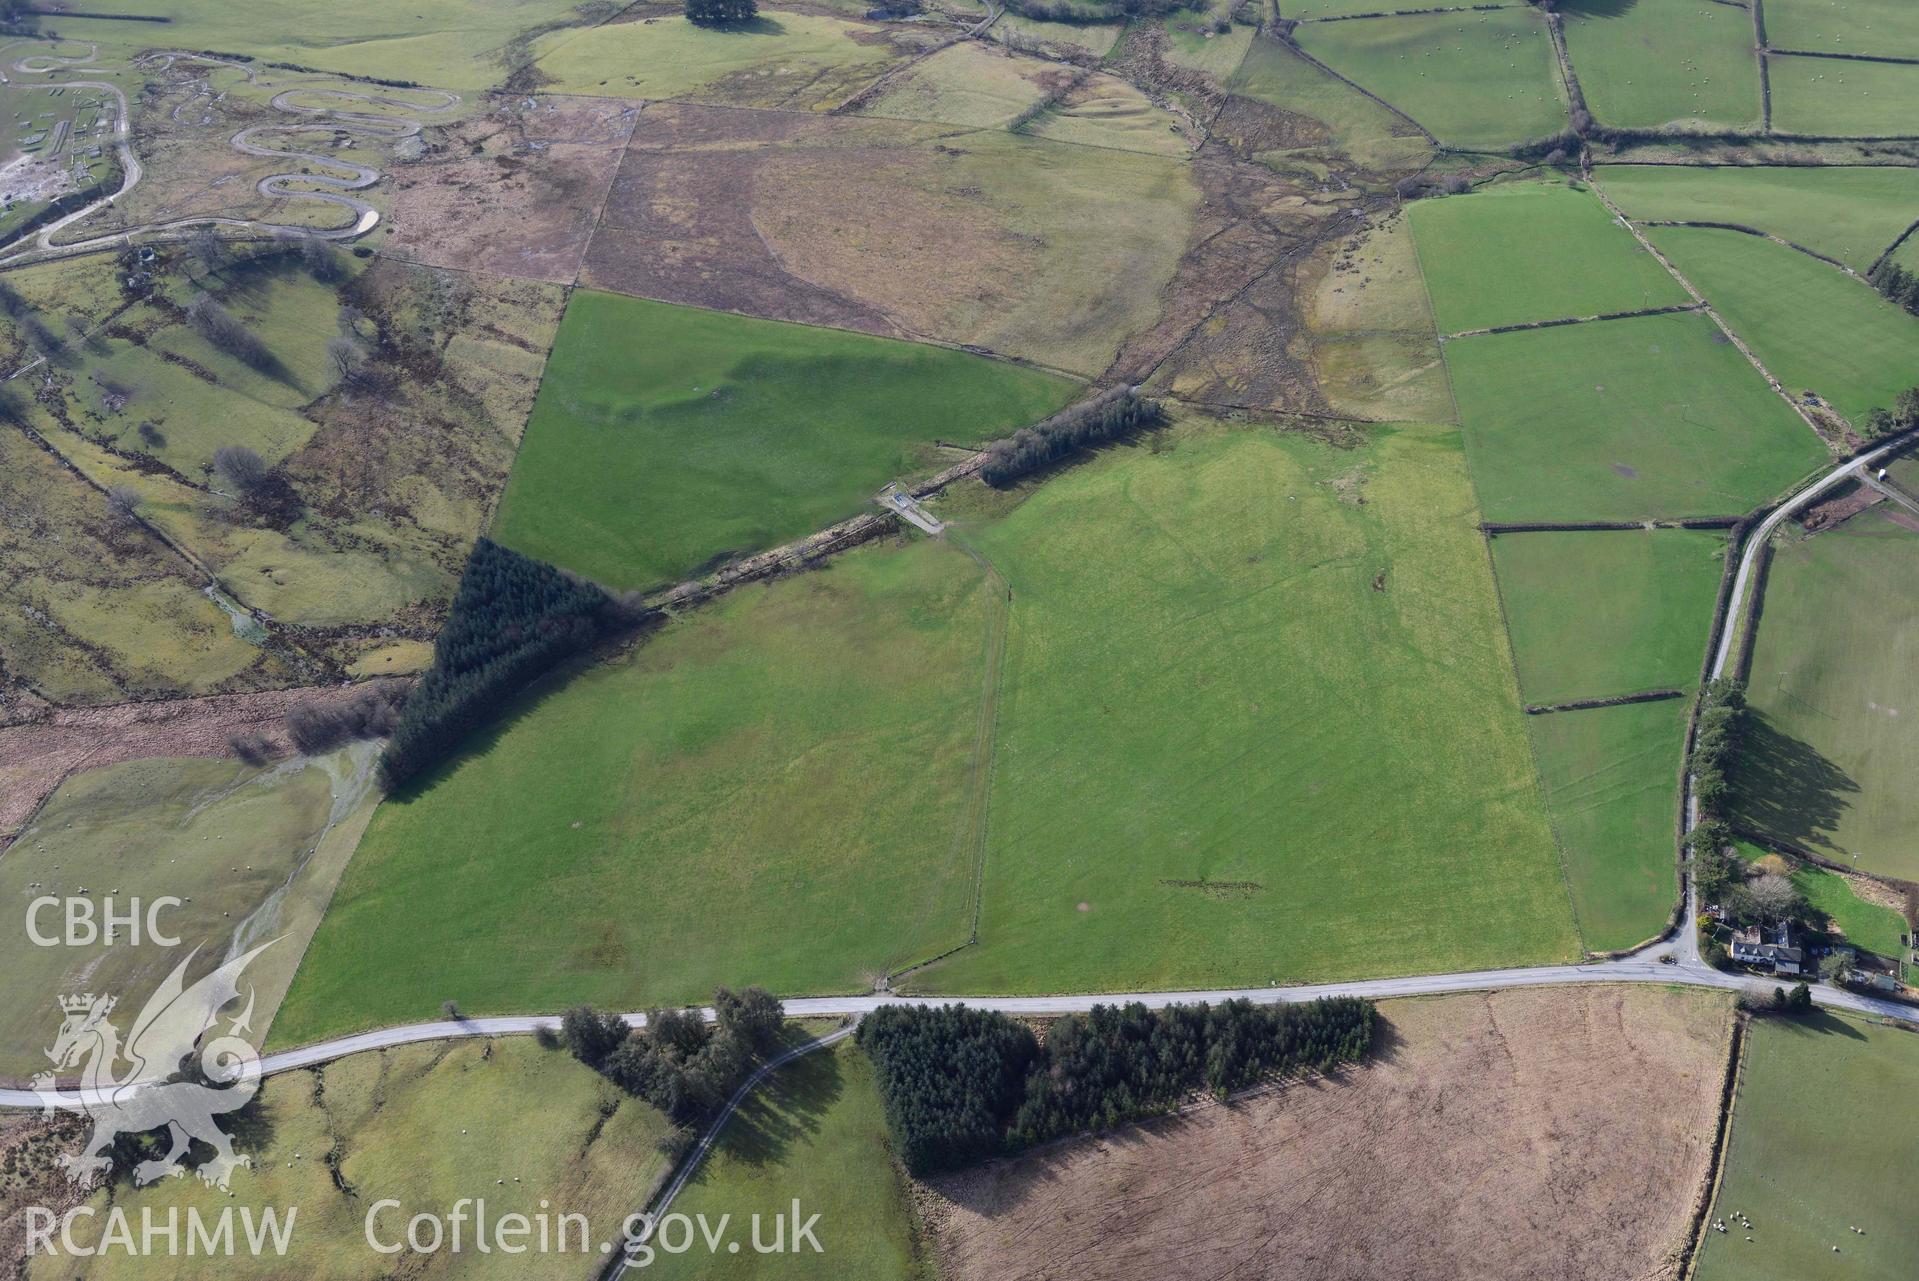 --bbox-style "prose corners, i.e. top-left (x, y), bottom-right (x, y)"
top-left (1160, 878), bottom-right (1264, 899)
